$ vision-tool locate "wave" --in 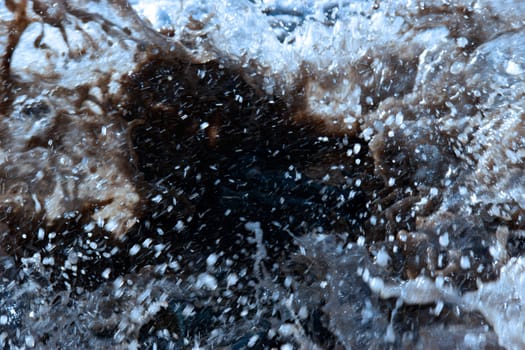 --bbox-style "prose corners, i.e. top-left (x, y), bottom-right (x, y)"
top-left (0, 0), bottom-right (524, 348)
